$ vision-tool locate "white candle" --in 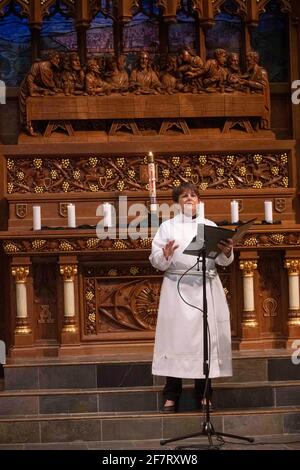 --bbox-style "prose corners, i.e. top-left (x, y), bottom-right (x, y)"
top-left (231, 200), bottom-right (239, 224)
top-left (197, 201), bottom-right (205, 219)
top-left (67, 203), bottom-right (76, 228)
top-left (103, 202), bottom-right (113, 227)
top-left (33, 205), bottom-right (41, 230)
top-left (264, 200), bottom-right (273, 223)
